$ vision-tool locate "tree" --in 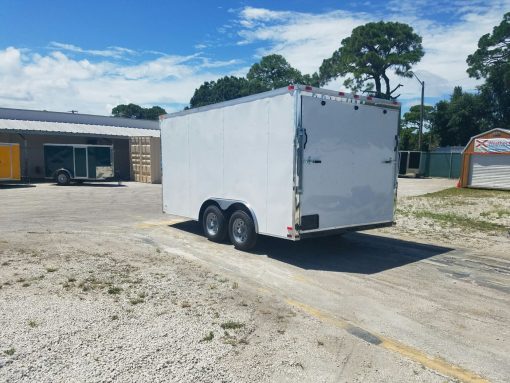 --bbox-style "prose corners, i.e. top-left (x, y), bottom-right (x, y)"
top-left (318, 21), bottom-right (424, 99)
top-left (467, 13), bottom-right (510, 129)
top-left (189, 76), bottom-right (266, 109)
top-left (188, 54), bottom-right (320, 109)
top-left (111, 103), bottom-right (166, 120)
top-left (143, 106), bottom-right (167, 120)
top-left (399, 104), bottom-right (433, 150)
top-left (431, 87), bottom-right (490, 146)
top-left (246, 54), bottom-right (305, 90)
